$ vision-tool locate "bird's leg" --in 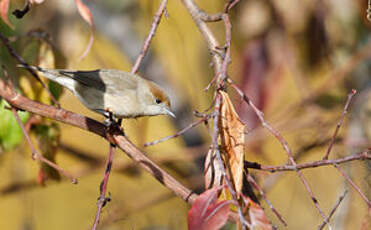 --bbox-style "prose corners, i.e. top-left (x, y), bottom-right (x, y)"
top-left (103, 108), bottom-right (124, 144)
top-left (103, 108), bottom-right (117, 127)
